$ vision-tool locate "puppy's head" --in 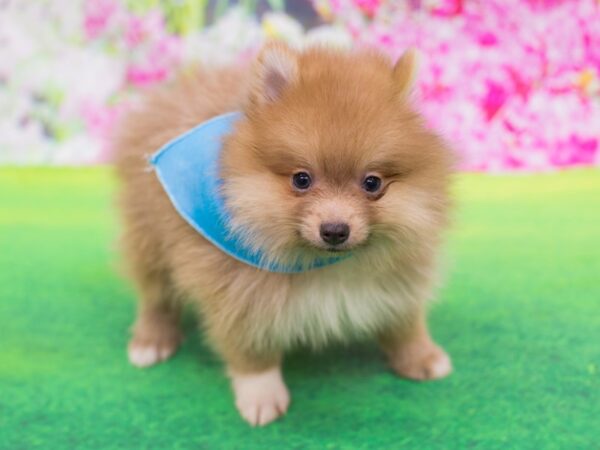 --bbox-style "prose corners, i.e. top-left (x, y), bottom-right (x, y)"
top-left (222, 43), bottom-right (453, 267)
